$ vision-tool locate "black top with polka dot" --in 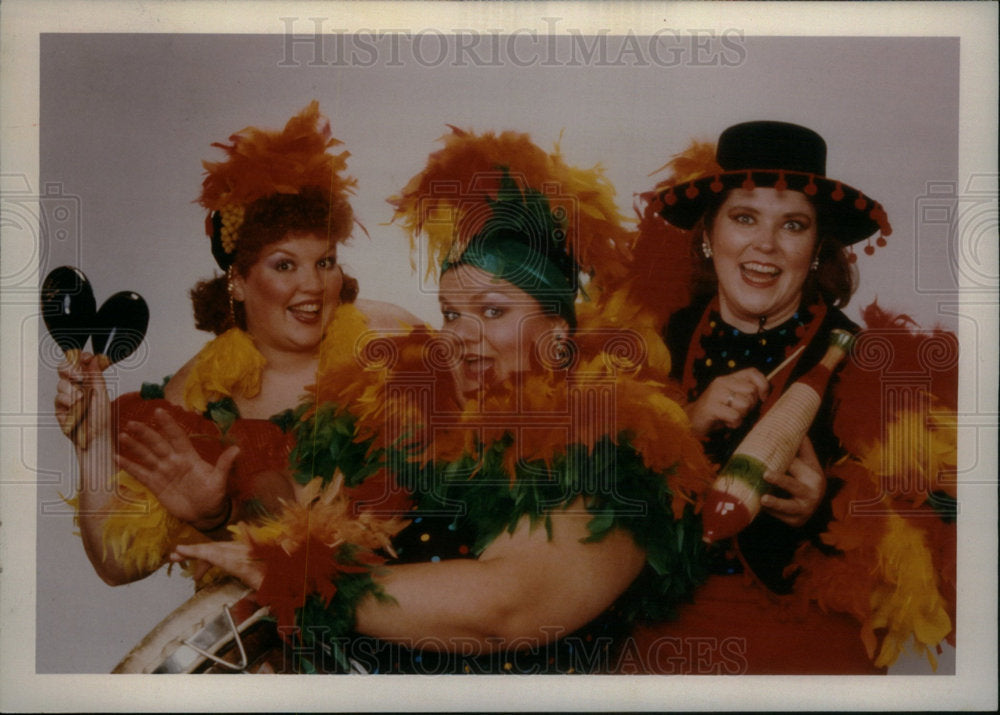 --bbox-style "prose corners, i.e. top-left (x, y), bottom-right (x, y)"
top-left (665, 299), bottom-right (859, 594)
